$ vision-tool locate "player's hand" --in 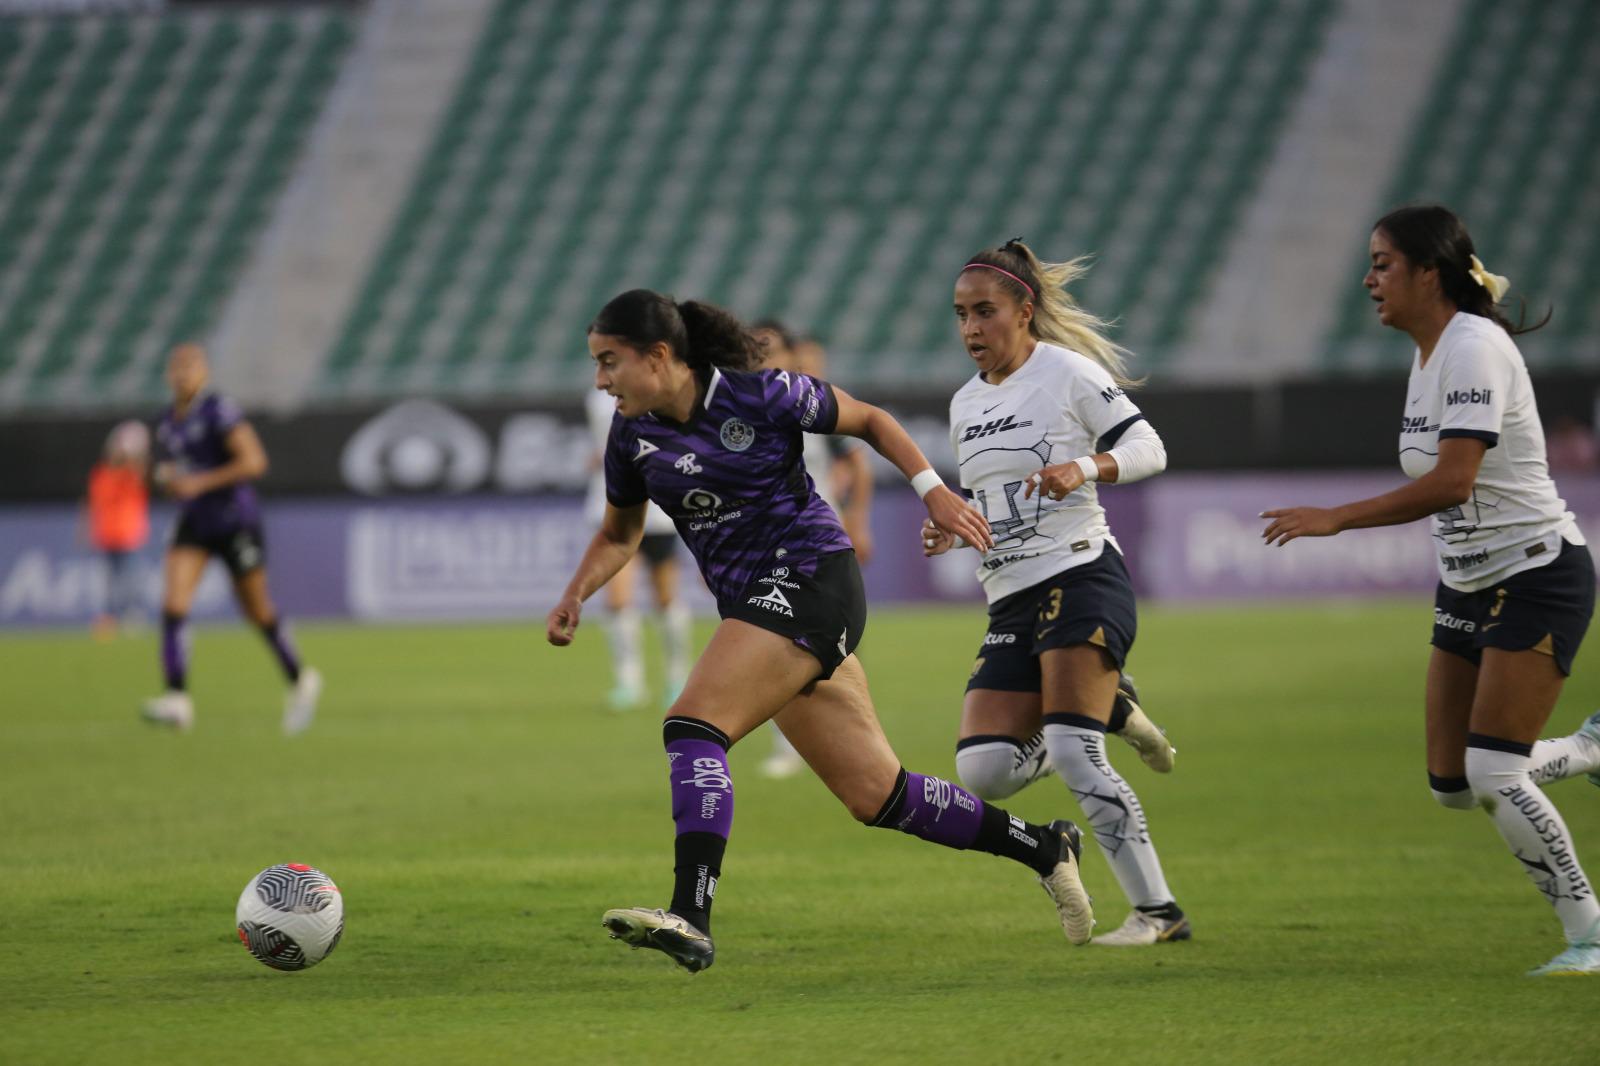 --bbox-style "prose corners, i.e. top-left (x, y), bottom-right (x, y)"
top-left (546, 595), bottom-right (582, 646)
top-left (1260, 506), bottom-right (1341, 546)
top-left (924, 484), bottom-right (992, 552)
top-left (1024, 462), bottom-right (1086, 502)
top-left (921, 517), bottom-right (955, 557)
top-left (165, 474), bottom-right (205, 501)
